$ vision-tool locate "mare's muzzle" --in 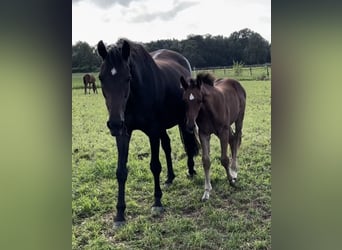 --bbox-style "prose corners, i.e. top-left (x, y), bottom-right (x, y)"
top-left (185, 123), bottom-right (195, 134)
top-left (107, 119), bottom-right (124, 136)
